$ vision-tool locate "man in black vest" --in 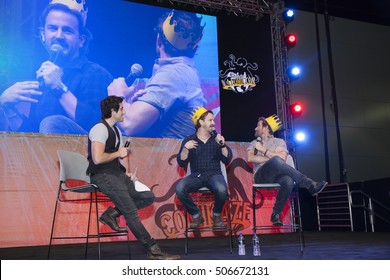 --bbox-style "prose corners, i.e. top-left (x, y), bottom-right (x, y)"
top-left (87, 95), bottom-right (180, 260)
